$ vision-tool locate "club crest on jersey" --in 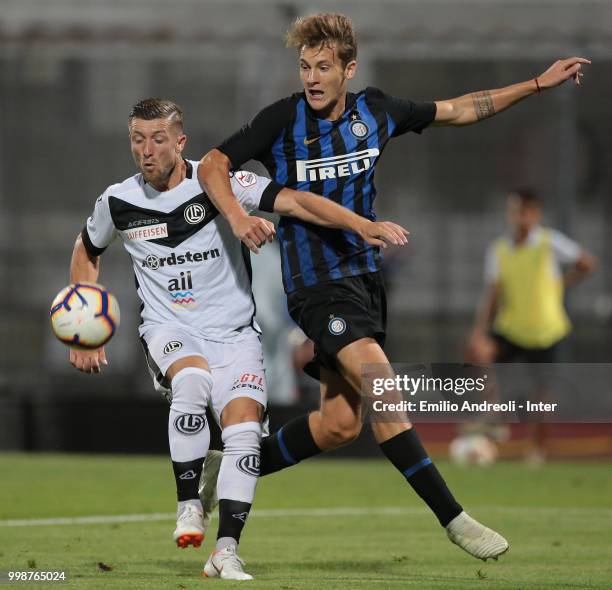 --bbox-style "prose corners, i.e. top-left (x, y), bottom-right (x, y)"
top-left (124, 222), bottom-right (168, 242)
top-left (184, 203), bottom-right (205, 224)
top-left (296, 148), bottom-right (379, 182)
top-left (328, 316), bottom-right (347, 335)
top-left (350, 120), bottom-right (369, 138)
top-left (168, 271), bottom-right (198, 309)
top-left (163, 341), bottom-right (183, 355)
top-left (234, 170), bottom-right (257, 188)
